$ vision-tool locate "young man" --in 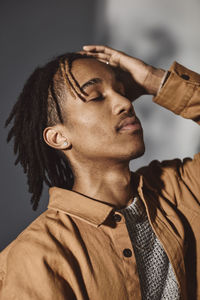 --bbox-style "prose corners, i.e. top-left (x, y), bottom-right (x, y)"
top-left (0, 45), bottom-right (199, 299)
